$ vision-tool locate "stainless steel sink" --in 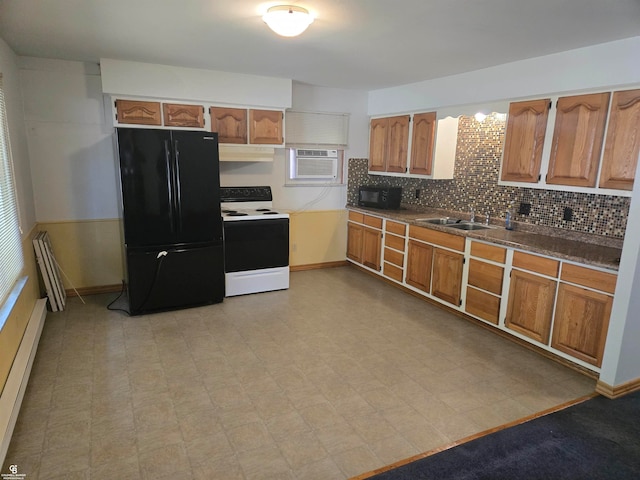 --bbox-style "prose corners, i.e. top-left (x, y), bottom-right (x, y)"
top-left (446, 223), bottom-right (490, 231)
top-left (416, 217), bottom-right (460, 225)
